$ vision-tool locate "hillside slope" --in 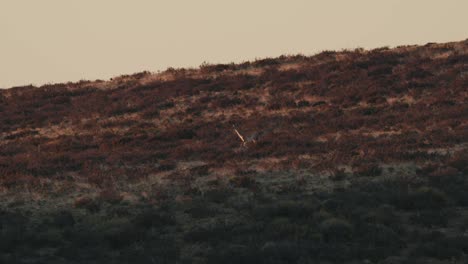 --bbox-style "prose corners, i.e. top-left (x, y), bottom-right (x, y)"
top-left (0, 40), bottom-right (467, 263)
top-left (1, 40), bottom-right (467, 189)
